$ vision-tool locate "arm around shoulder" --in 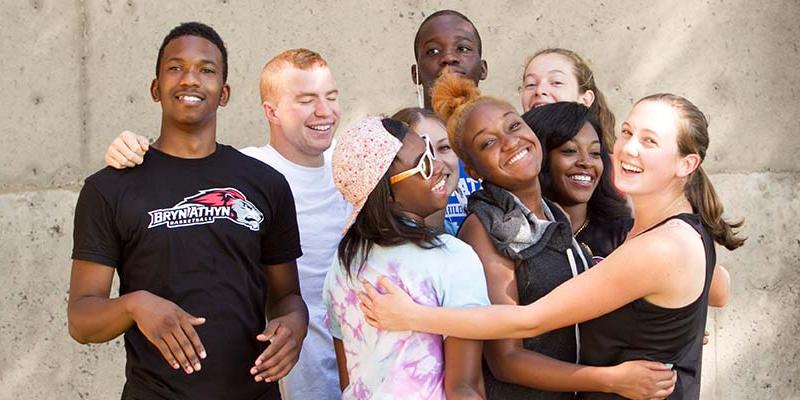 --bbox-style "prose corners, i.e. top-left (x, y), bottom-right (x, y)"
top-left (359, 221), bottom-right (677, 339)
top-left (104, 130), bottom-right (150, 169)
